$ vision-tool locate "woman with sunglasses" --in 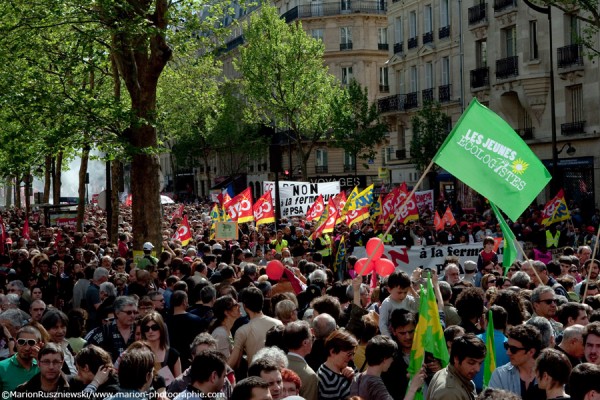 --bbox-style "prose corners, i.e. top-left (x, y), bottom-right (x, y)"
top-left (209, 295), bottom-right (241, 359)
top-left (140, 311), bottom-right (181, 386)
